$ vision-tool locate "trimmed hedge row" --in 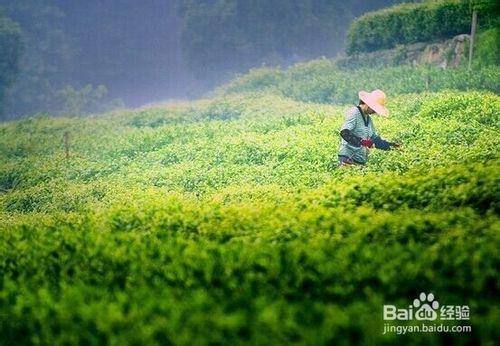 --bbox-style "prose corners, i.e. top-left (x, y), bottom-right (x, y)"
top-left (218, 61), bottom-right (500, 105)
top-left (346, 0), bottom-right (498, 54)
